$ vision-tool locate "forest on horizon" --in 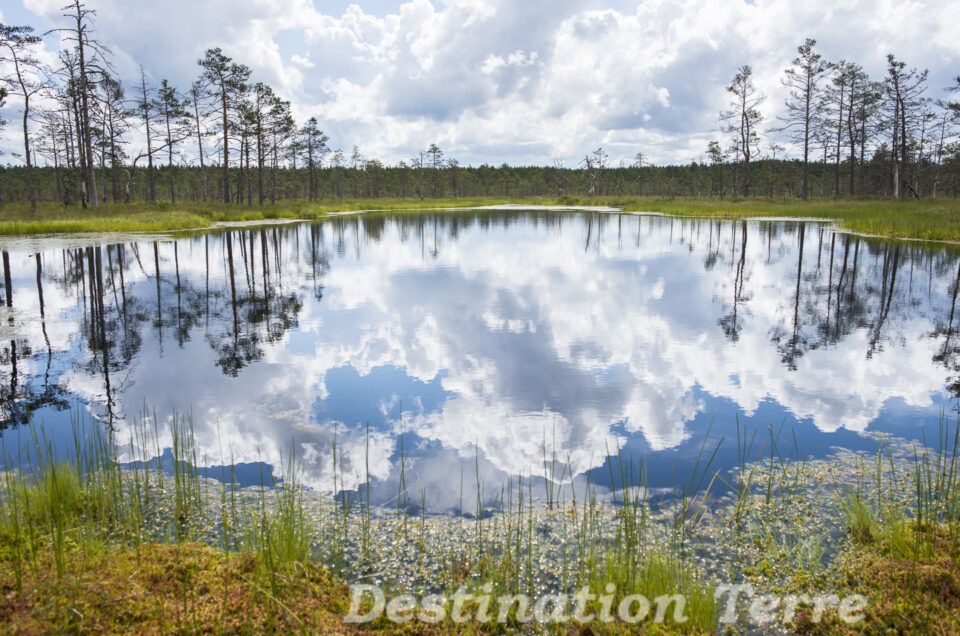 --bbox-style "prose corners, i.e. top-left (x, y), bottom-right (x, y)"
top-left (1, 2), bottom-right (959, 208)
